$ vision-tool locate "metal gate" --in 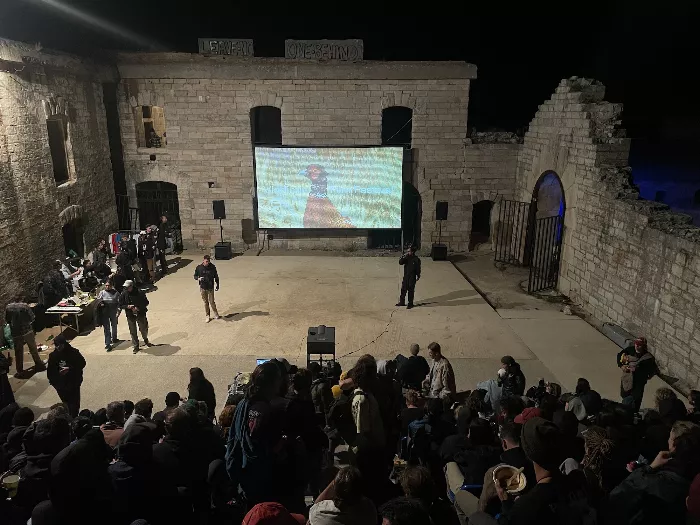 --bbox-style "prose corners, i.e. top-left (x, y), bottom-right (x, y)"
top-left (494, 199), bottom-right (533, 265)
top-left (135, 182), bottom-right (183, 252)
top-left (527, 214), bottom-right (564, 293)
